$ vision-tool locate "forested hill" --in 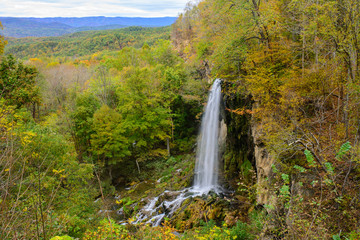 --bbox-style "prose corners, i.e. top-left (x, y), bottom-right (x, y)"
top-left (0, 16), bottom-right (177, 37)
top-left (4, 26), bottom-right (171, 59)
